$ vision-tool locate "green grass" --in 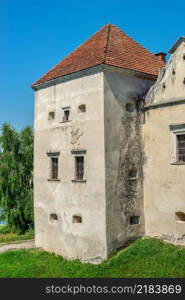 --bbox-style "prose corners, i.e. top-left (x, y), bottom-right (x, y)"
top-left (0, 232), bottom-right (34, 244)
top-left (0, 237), bottom-right (185, 278)
top-left (0, 225), bottom-right (34, 244)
